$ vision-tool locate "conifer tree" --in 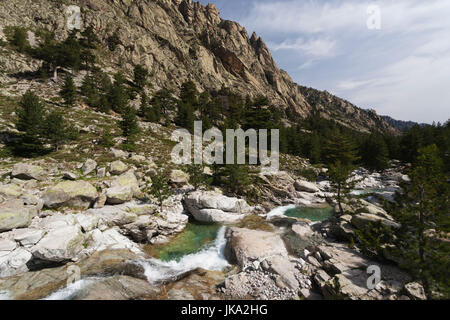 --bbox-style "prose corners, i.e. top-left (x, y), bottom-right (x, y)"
top-left (323, 129), bottom-right (360, 166)
top-left (15, 91), bottom-right (45, 155)
top-left (108, 72), bottom-right (129, 114)
top-left (360, 134), bottom-right (389, 170)
top-left (390, 145), bottom-right (449, 298)
top-left (186, 164), bottom-right (211, 191)
top-left (60, 73), bottom-right (77, 106)
top-left (327, 160), bottom-right (357, 216)
top-left (10, 27), bottom-right (28, 53)
top-left (99, 128), bottom-right (115, 148)
top-left (133, 64), bottom-right (148, 91)
top-left (119, 105), bottom-right (140, 150)
top-left (43, 111), bottom-right (78, 151)
top-left (147, 171), bottom-right (171, 210)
